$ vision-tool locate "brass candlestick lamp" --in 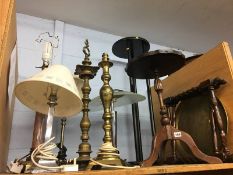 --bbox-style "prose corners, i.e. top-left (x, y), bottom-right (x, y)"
top-left (74, 40), bottom-right (99, 166)
top-left (87, 53), bottom-right (124, 170)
